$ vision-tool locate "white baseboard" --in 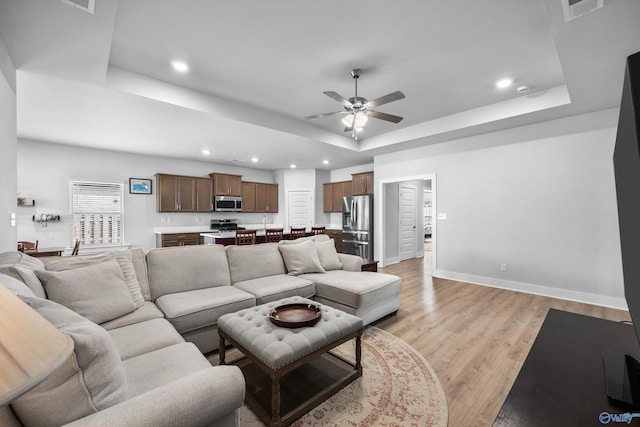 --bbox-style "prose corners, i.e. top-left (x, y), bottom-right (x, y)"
top-left (382, 256), bottom-right (400, 267)
top-left (433, 269), bottom-right (628, 311)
